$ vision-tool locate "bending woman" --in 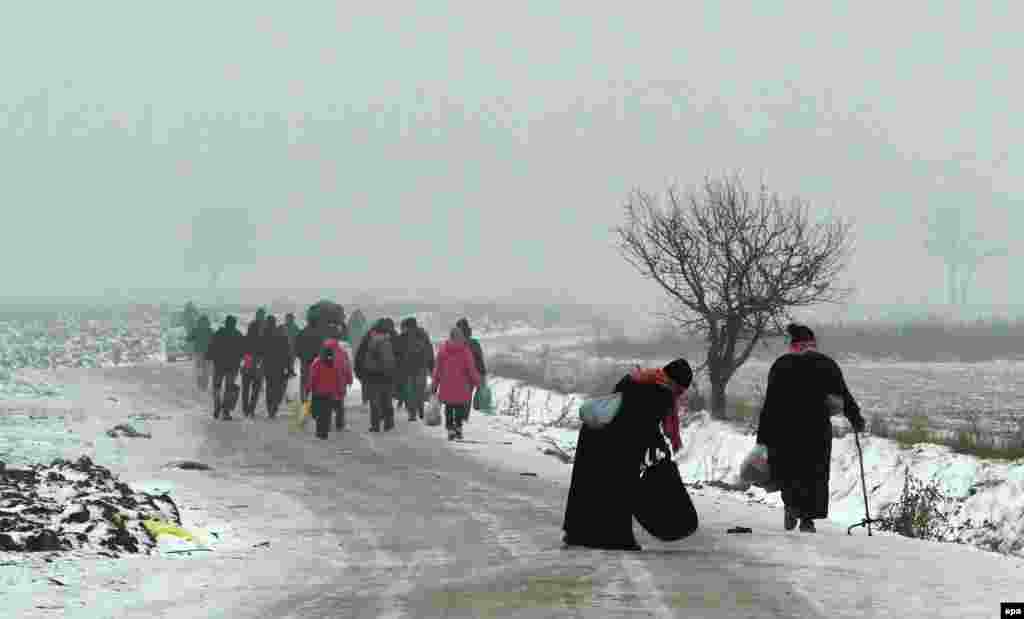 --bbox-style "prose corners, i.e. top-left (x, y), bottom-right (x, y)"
top-left (562, 358), bottom-right (692, 551)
